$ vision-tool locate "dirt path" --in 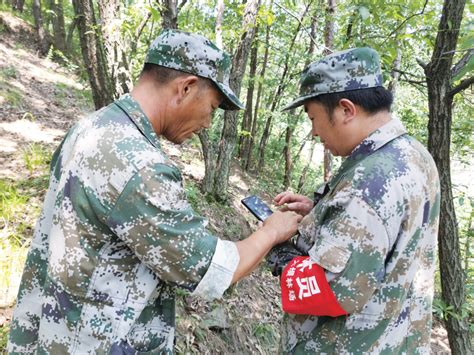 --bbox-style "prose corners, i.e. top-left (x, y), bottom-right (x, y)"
top-left (0, 11), bottom-right (451, 354)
